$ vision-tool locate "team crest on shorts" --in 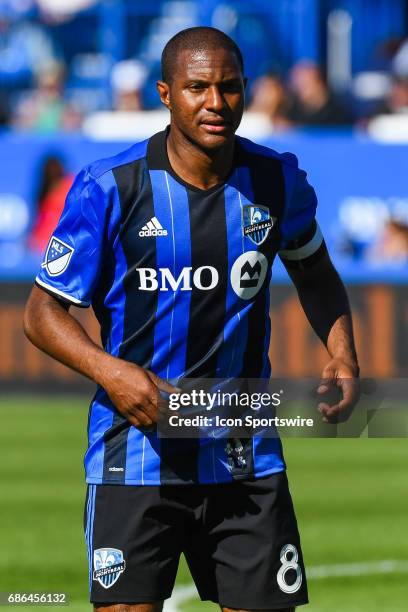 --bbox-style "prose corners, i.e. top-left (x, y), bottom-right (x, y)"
top-left (242, 205), bottom-right (274, 245)
top-left (93, 548), bottom-right (126, 589)
top-left (41, 236), bottom-right (74, 276)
